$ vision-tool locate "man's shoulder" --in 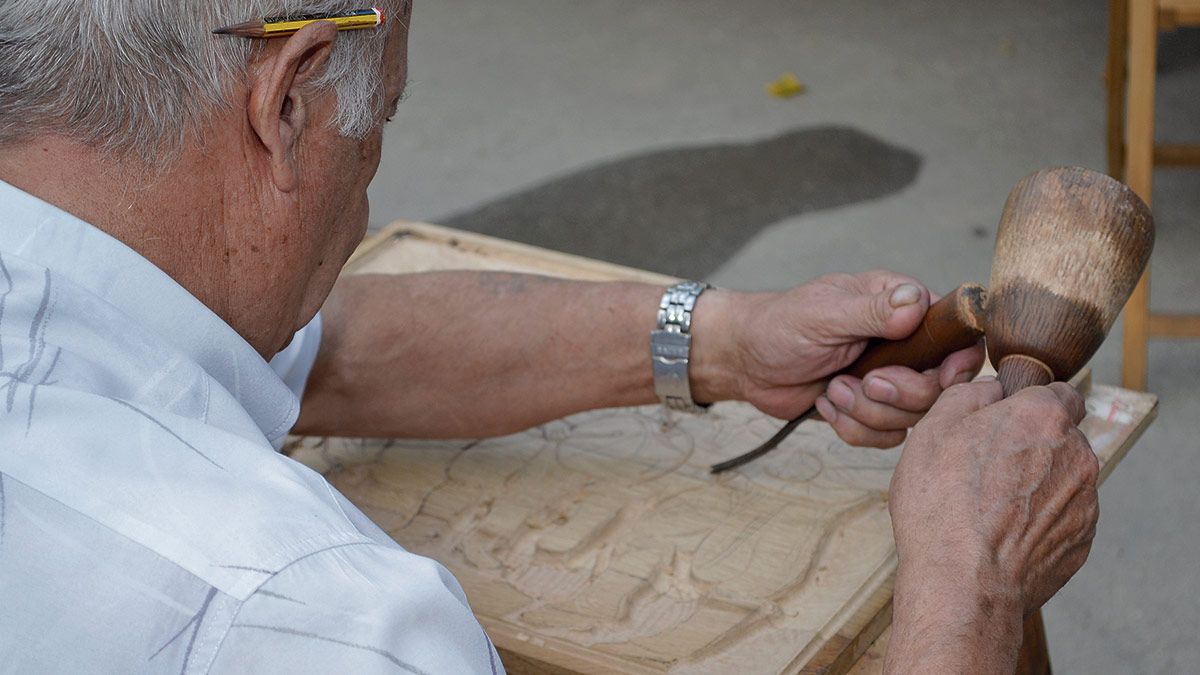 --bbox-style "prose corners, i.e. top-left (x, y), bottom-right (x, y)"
top-left (2, 382), bottom-right (379, 600)
top-left (210, 543), bottom-right (503, 674)
top-left (0, 476), bottom-right (499, 674)
top-left (0, 472), bottom-right (235, 671)
top-left (0, 250), bottom-right (365, 601)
